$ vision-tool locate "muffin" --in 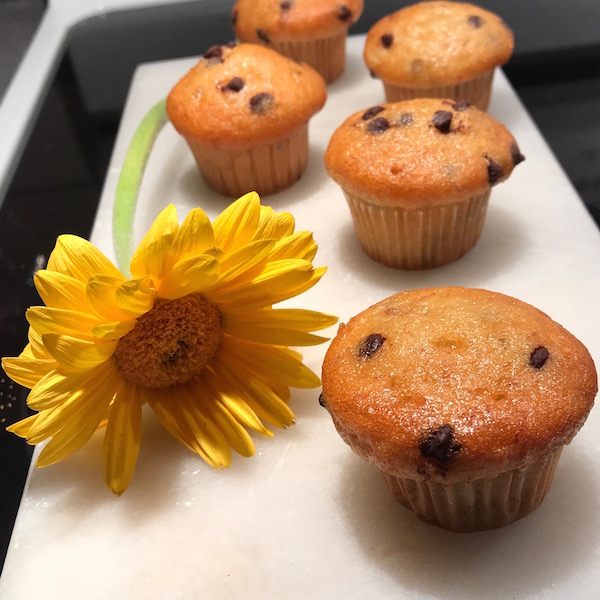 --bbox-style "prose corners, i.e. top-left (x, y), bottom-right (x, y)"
top-left (363, 1), bottom-right (514, 110)
top-left (166, 42), bottom-right (327, 197)
top-left (321, 287), bottom-right (598, 532)
top-left (324, 98), bottom-right (525, 269)
top-left (231, 0), bottom-right (364, 83)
